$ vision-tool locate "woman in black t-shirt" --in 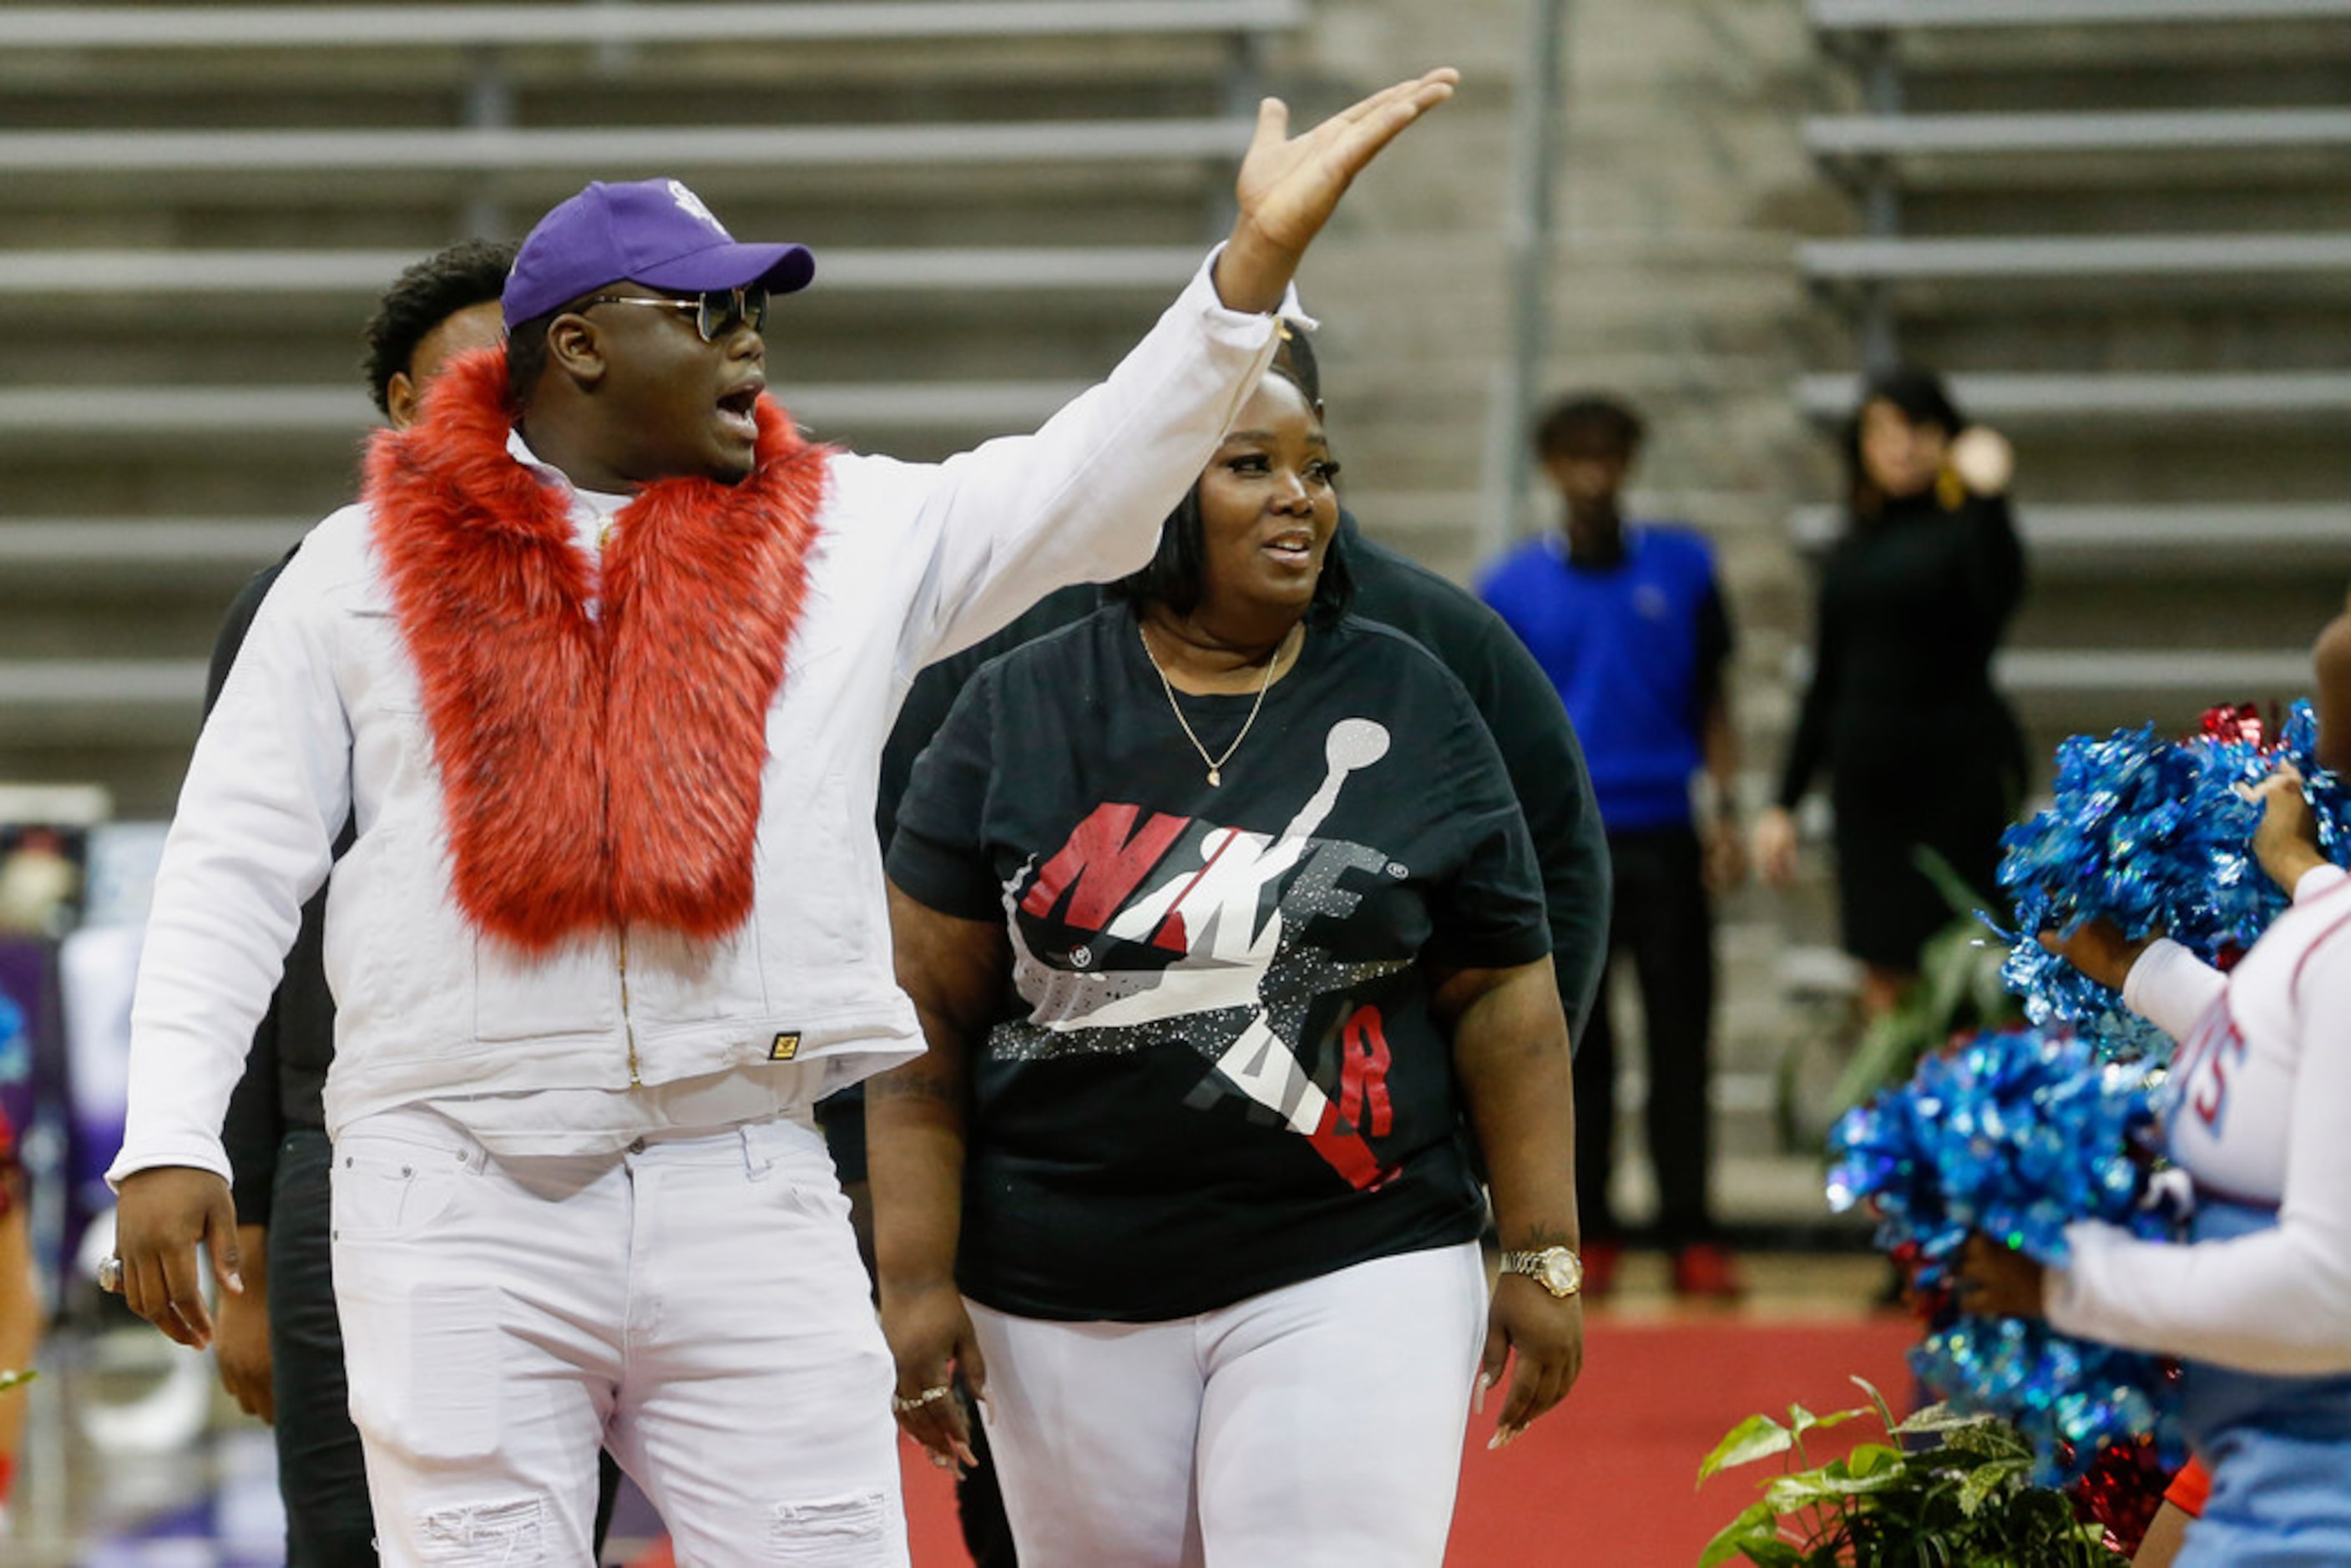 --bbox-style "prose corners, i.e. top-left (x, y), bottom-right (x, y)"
top-left (867, 363), bottom-right (1585, 1567)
